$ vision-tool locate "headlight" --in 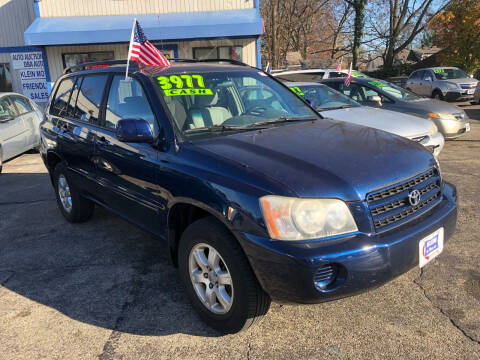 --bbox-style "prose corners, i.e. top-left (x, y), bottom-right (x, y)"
top-left (259, 196), bottom-right (358, 240)
top-left (429, 123), bottom-right (438, 135)
top-left (446, 82), bottom-right (459, 90)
